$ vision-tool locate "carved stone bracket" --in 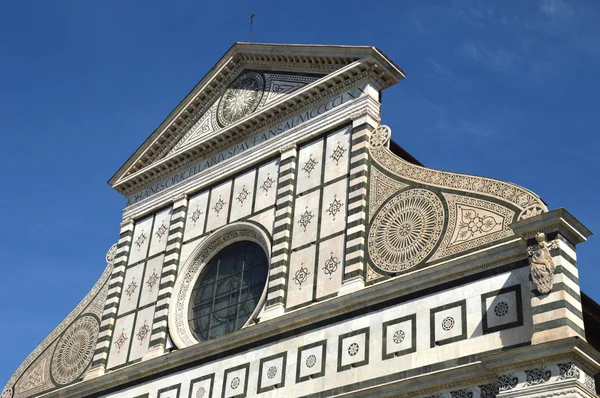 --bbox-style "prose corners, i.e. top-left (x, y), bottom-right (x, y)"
top-left (527, 232), bottom-right (560, 294)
